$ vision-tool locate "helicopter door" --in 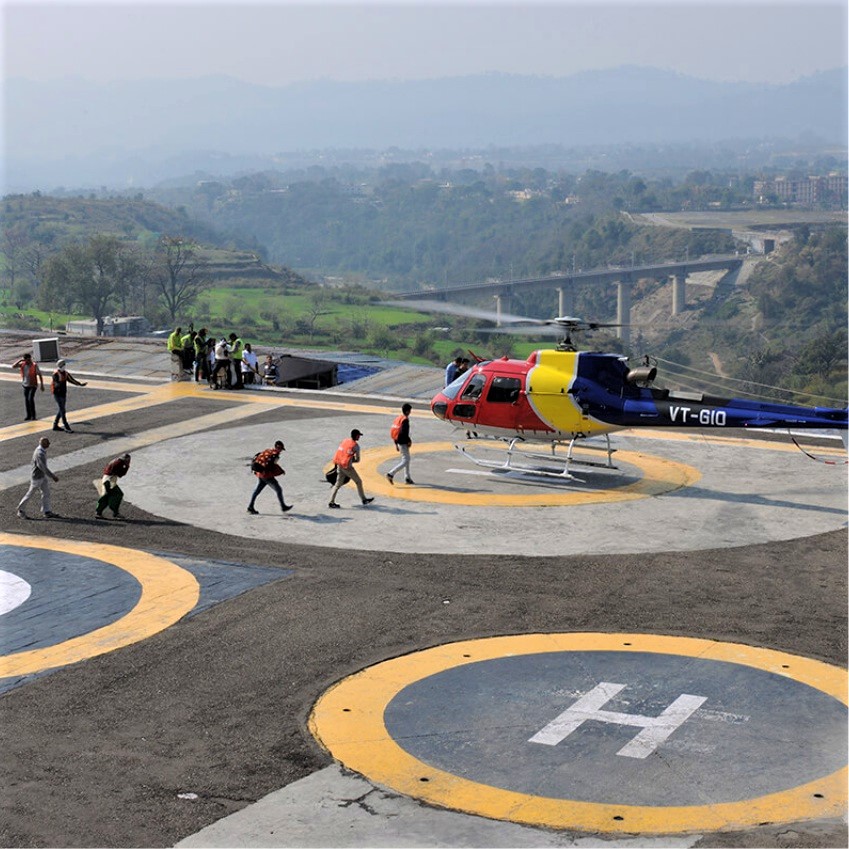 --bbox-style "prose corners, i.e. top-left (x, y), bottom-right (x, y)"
top-left (484, 375), bottom-right (524, 430)
top-left (451, 372), bottom-right (487, 423)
